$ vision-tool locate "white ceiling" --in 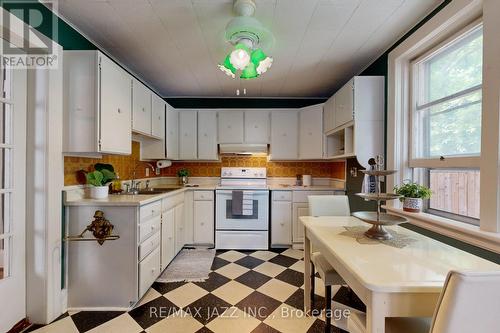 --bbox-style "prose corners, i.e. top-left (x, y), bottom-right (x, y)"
top-left (57, 0), bottom-right (442, 98)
